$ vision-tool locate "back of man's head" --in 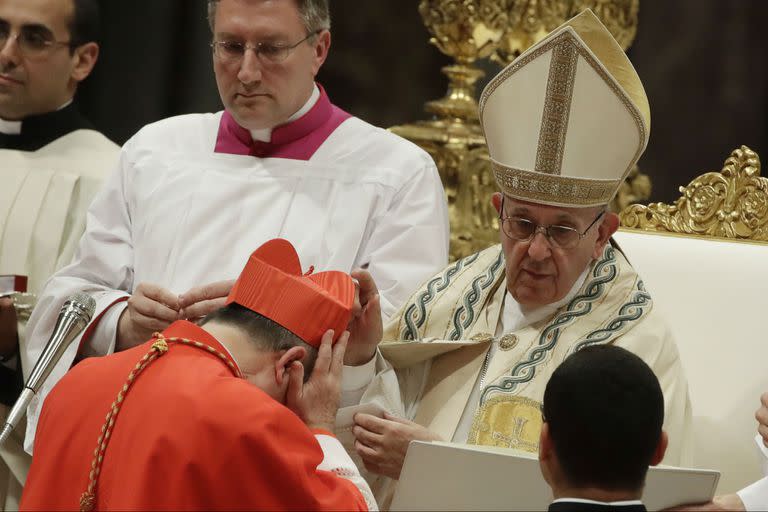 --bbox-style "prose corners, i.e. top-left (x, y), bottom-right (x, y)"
top-left (200, 302), bottom-right (318, 380)
top-left (542, 345), bottom-right (665, 494)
